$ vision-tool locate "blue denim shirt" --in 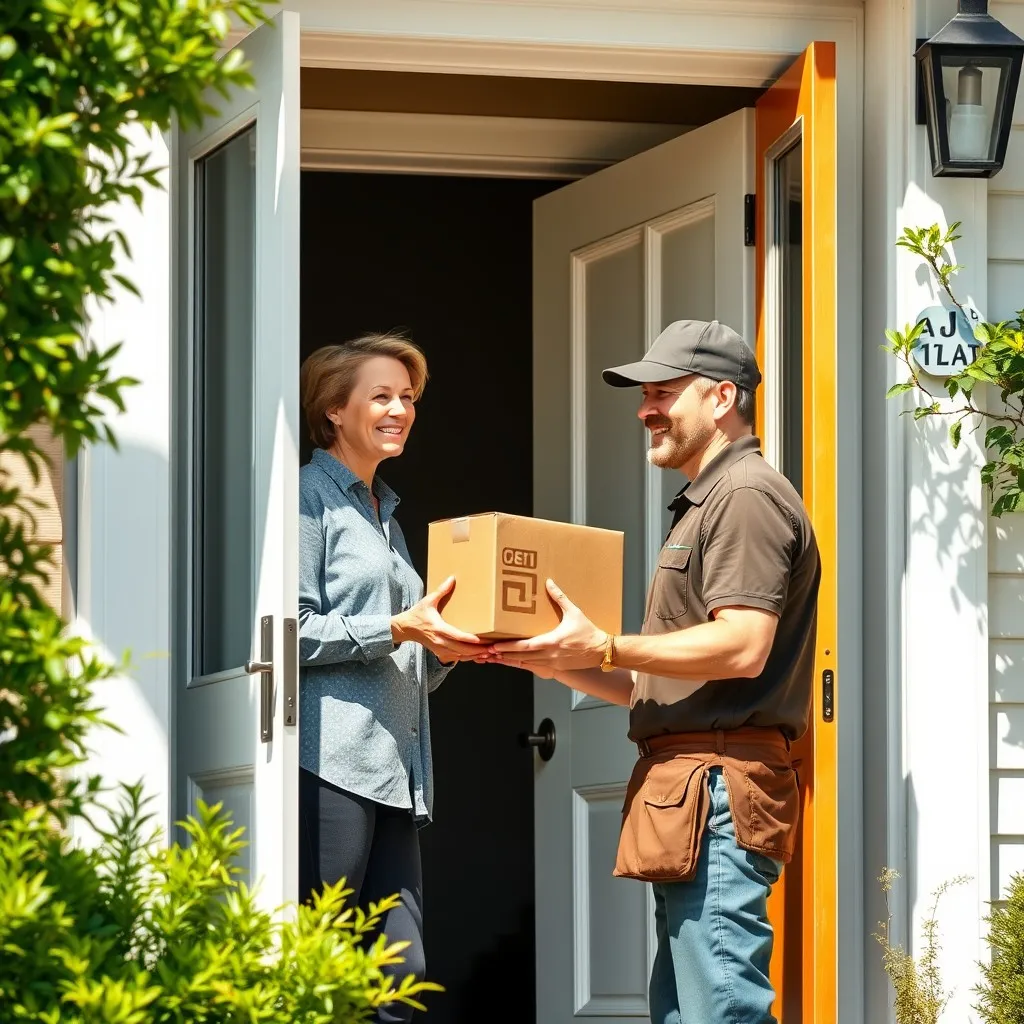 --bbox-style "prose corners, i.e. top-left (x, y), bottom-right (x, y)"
top-left (298, 448), bottom-right (451, 821)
